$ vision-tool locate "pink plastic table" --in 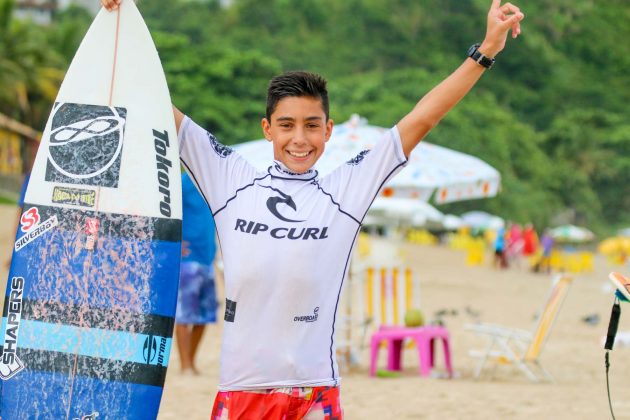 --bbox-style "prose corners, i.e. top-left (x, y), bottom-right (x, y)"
top-left (369, 325), bottom-right (453, 377)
